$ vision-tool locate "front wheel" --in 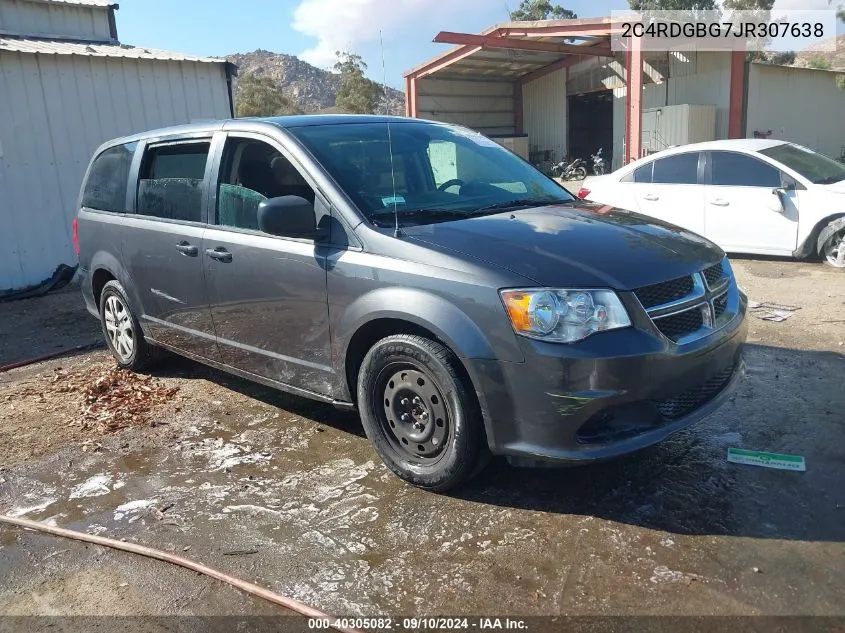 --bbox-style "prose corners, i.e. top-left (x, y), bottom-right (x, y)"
top-left (820, 222), bottom-right (845, 268)
top-left (356, 334), bottom-right (486, 492)
top-left (593, 165), bottom-right (604, 176)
